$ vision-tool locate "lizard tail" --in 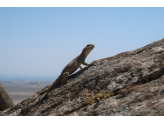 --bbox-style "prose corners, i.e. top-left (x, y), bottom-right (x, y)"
top-left (33, 75), bottom-right (62, 114)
